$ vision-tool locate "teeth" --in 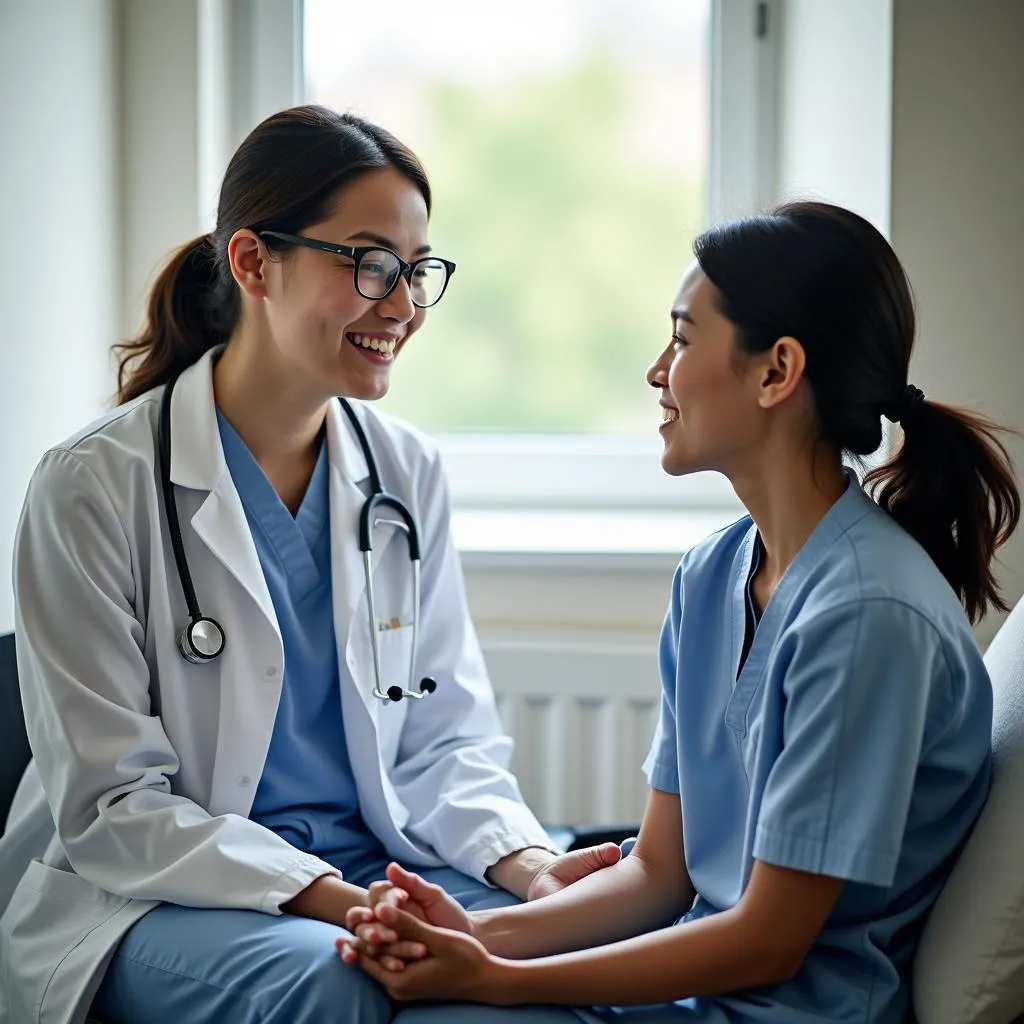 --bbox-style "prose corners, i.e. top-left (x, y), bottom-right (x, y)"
top-left (662, 407), bottom-right (679, 422)
top-left (350, 334), bottom-right (397, 354)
